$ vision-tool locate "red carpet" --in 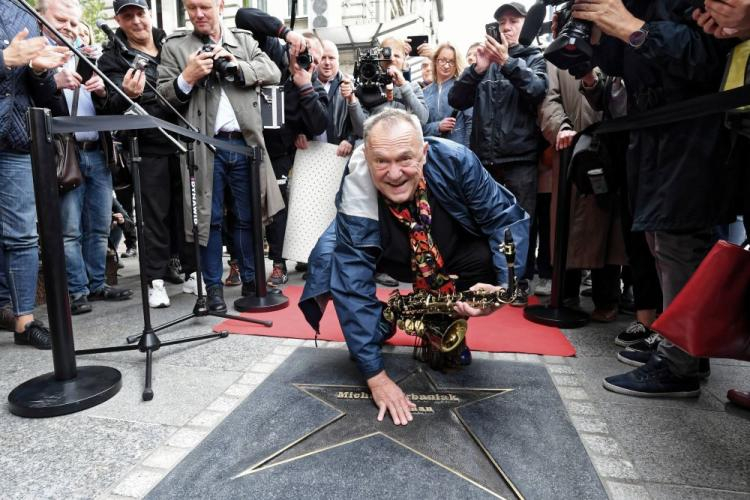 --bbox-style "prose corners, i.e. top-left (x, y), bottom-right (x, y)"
top-left (214, 285), bottom-right (576, 356)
